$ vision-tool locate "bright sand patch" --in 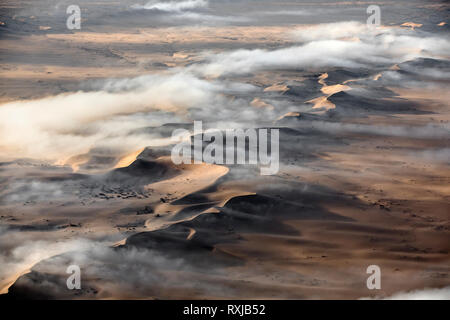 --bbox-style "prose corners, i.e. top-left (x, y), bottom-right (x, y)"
top-left (264, 83), bottom-right (289, 93)
top-left (0, 268), bottom-right (31, 295)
